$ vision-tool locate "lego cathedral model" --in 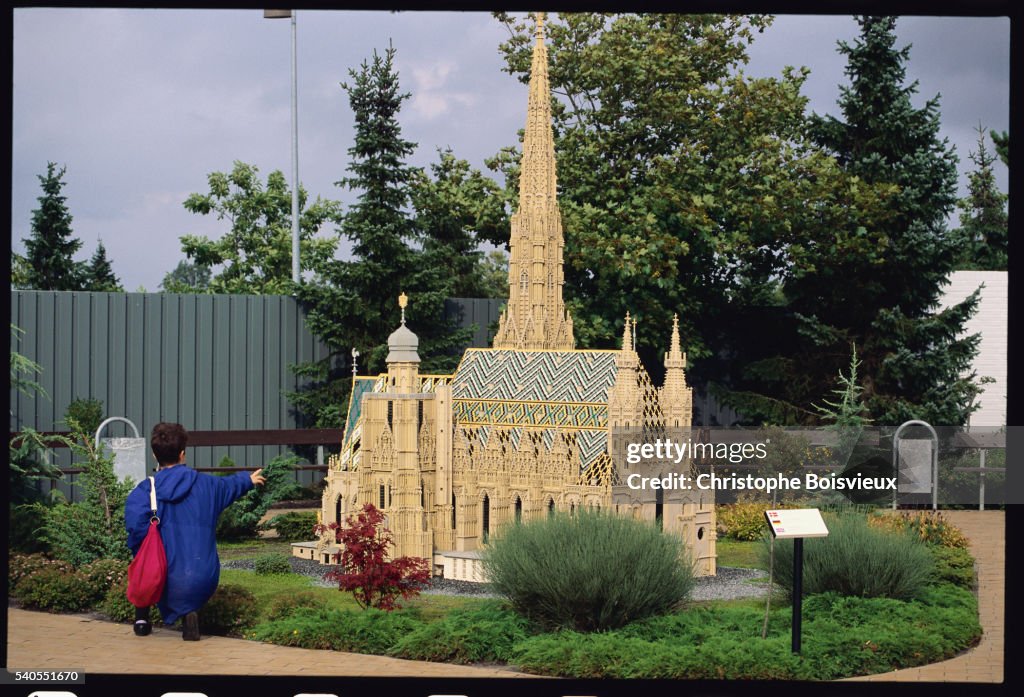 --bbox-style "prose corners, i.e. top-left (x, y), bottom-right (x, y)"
top-left (294, 14), bottom-right (716, 580)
